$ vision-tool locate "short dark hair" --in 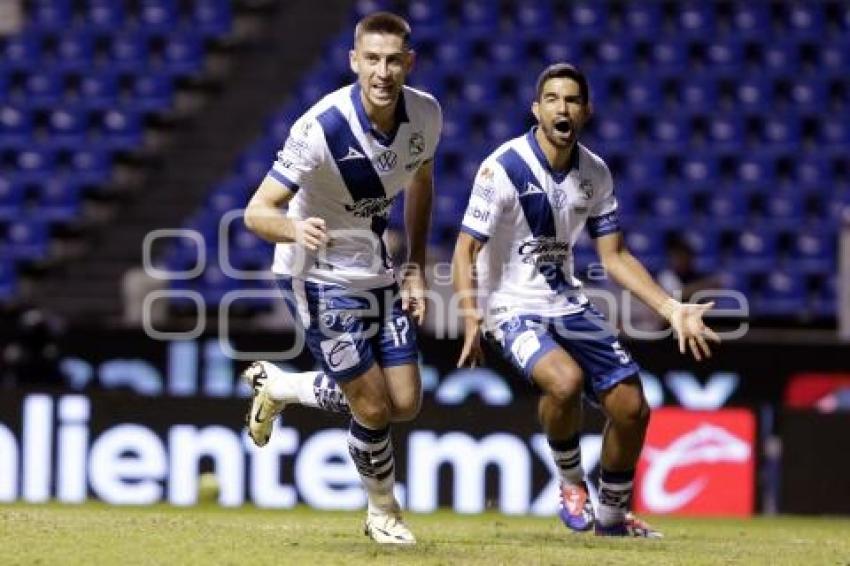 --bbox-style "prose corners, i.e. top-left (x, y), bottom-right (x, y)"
top-left (535, 63), bottom-right (590, 103)
top-left (354, 12), bottom-right (411, 49)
